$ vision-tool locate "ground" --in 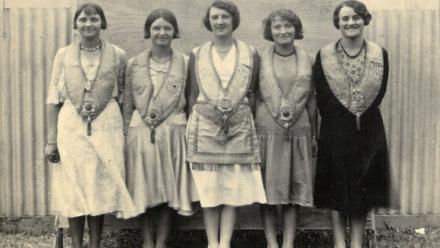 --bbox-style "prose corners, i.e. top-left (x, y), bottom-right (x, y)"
top-left (1, 228), bottom-right (440, 248)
